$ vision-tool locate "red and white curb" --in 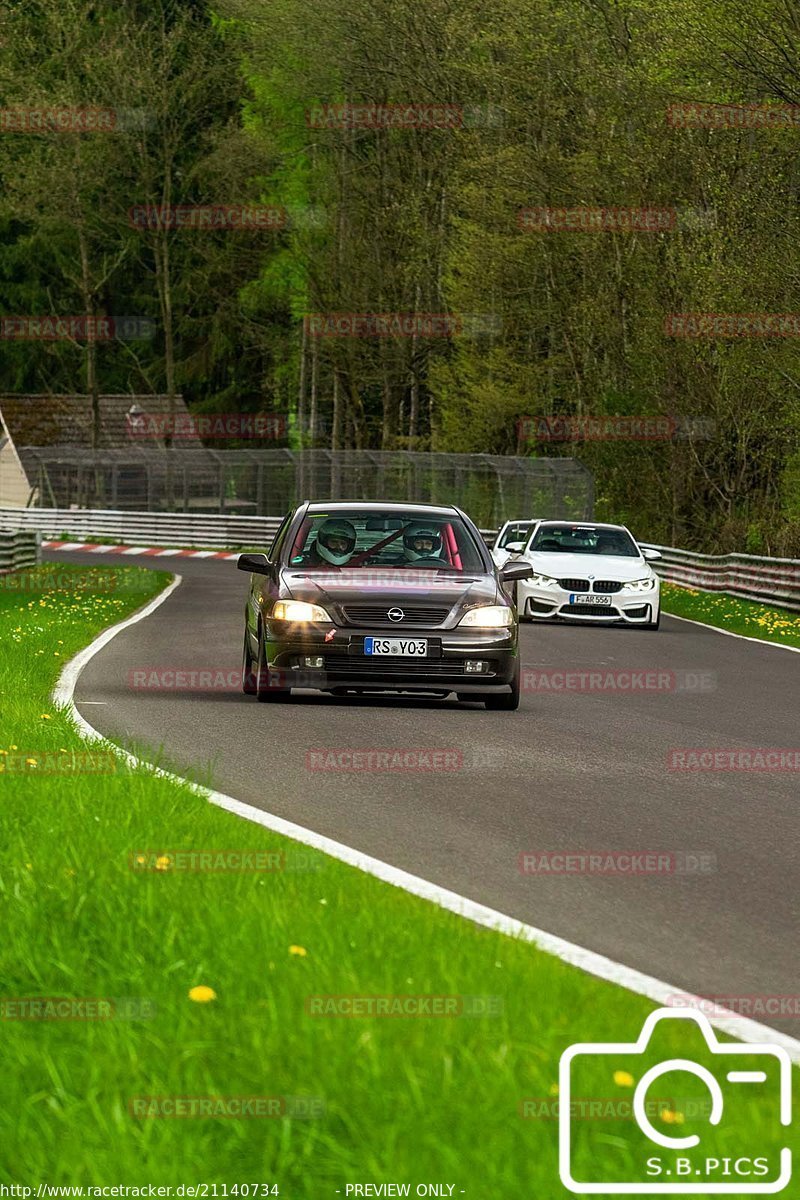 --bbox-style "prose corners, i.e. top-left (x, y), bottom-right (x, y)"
top-left (42, 540), bottom-right (239, 560)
